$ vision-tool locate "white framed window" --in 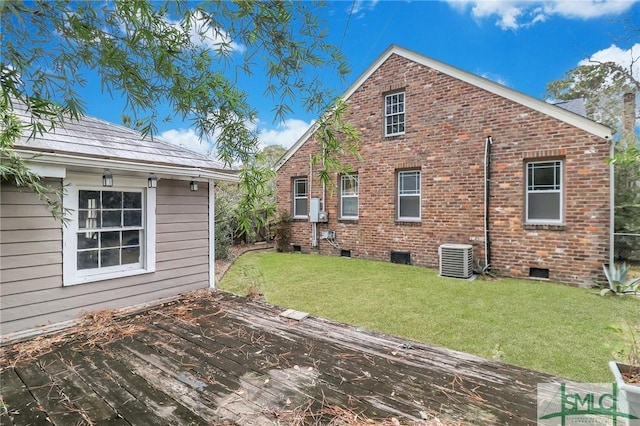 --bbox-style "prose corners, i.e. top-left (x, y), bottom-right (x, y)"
top-left (63, 174), bottom-right (156, 285)
top-left (340, 174), bottom-right (359, 219)
top-left (397, 170), bottom-right (420, 221)
top-left (526, 160), bottom-right (563, 224)
top-left (293, 177), bottom-right (308, 218)
top-left (385, 92), bottom-right (405, 136)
